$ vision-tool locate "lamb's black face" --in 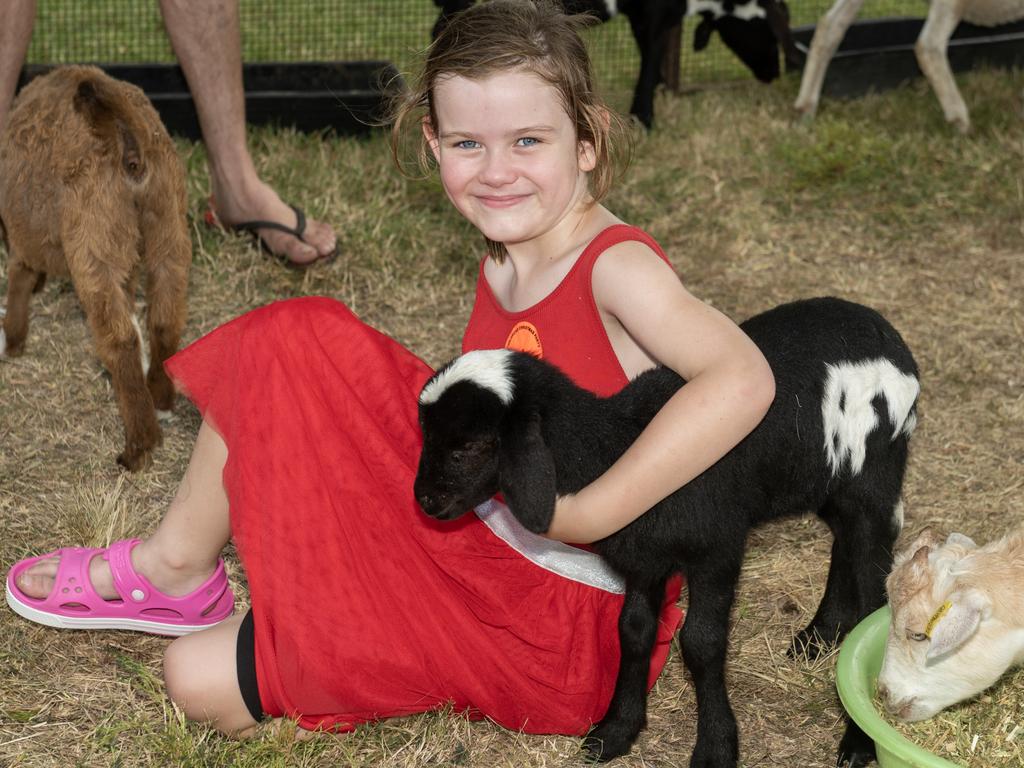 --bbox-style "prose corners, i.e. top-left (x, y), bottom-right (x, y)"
top-left (414, 377), bottom-right (508, 521)
top-left (415, 429), bottom-right (500, 520)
